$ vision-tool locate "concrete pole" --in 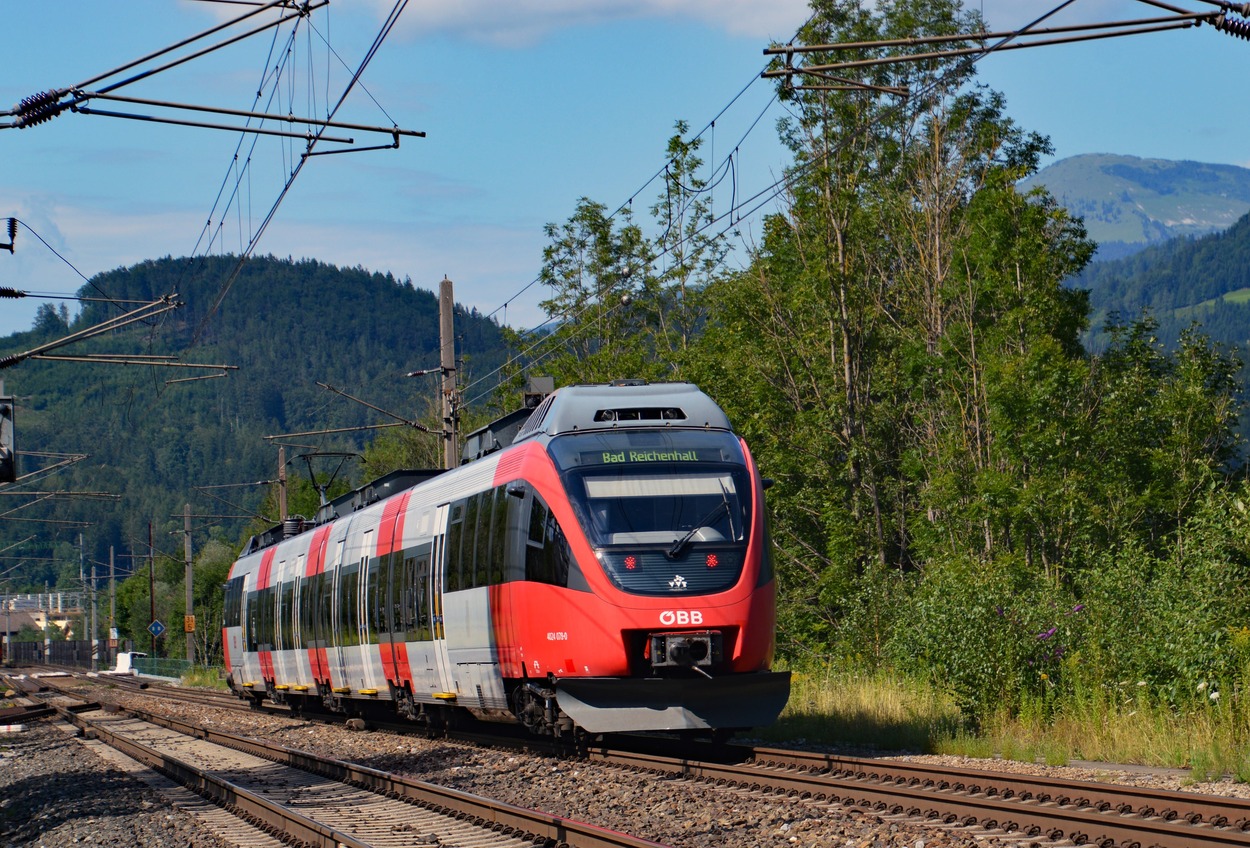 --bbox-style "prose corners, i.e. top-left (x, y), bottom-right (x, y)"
top-left (439, 277), bottom-right (458, 470)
